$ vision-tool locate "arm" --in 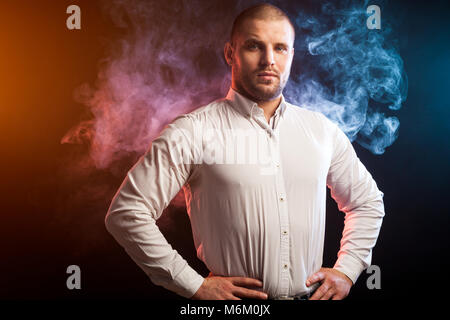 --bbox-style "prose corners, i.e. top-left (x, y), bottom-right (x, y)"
top-left (106, 114), bottom-right (270, 300)
top-left (326, 122), bottom-right (385, 284)
top-left (105, 114), bottom-right (204, 298)
top-left (307, 116), bottom-right (385, 299)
